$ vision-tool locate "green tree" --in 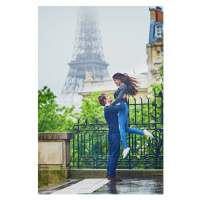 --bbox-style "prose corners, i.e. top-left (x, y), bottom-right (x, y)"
top-left (38, 86), bottom-right (77, 132)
